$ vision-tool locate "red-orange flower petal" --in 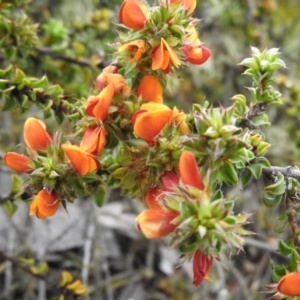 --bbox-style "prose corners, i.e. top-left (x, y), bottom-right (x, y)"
top-left (86, 84), bottom-right (114, 121)
top-left (119, 0), bottom-right (147, 30)
top-left (278, 272), bottom-right (300, 296)
top-left (152, 38), bottom-right (181, 72)
top-left (136, 209), bottom-right (178, 238)
top-left (172, 107), bottom-right (190, 135)
top-left (193, 250), bottom-right (213, 286)
top-left (62, 144), bottom-right (100, 176)
top-left (24, 118), bottom-right (53, 150)
top-left (179, 151), bottom-right (204, 190)
top-left (161, 172), bottom-right (180, 192)
top-left (136, 75), bottom-right (163, 103)
top-left (145, 188), bottom-right (163, 210)
top-left (133, 103), bottom-right (173, 141)
top-left (170, 0), bottom-right (196, 15)
top-left (80, 126), bottom-right (107, 155)
top-left (119, 39), bottom-right (146, 62)
top-left (4, 152), bottom-right (33, 173)
top-left (152, 43), bottom-right (165, 71)
top-left (161, 38), bottom-right (181, 68)
top-left (96, 67), bottom-right (131, 96)
top-left (95, 66), bottom-right (118, 90)
top-left (30, 190), bottom-right (59, 219)
top-left (183, 44), bottom-right (211, 65)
